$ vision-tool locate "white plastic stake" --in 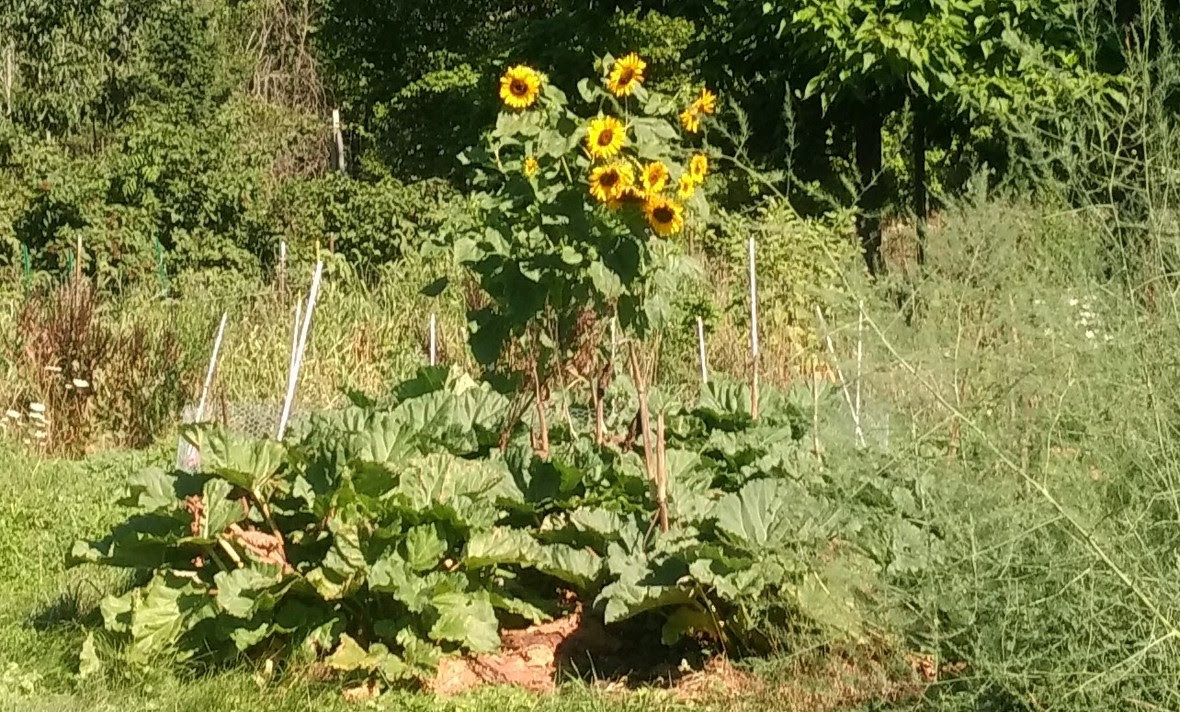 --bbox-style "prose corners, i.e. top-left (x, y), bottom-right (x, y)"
top-left (277, 260), bottom-right (324, 440)
top-left (696, 316), bottom-right (708, 385)
top-left (429, 313), bottom-right (438, 366)
top-left (195, 313), bottom-right (229, 422)
top-left (748, 237), bottom-right (760, 417)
